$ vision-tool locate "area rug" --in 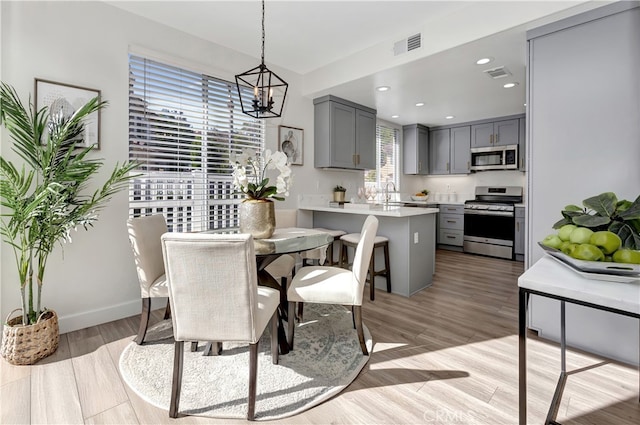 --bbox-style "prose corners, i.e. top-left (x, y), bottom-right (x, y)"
top-left (119, 303), bottom-right (372, 421)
